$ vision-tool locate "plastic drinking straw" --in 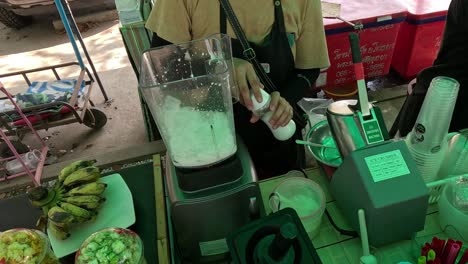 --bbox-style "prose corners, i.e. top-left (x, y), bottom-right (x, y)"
top-left (427, 249), bottom-right (436, 261)
top-left (295, 140), bottom-right (336, 149)
top-left (422, 243), bottom-right (431, 257)
top-left (442, 239), bottom-right (456, 261)
top-left (445, 243), bottom-right (461, 264)
top-left (358, 209), bottom-right (370, 256)
top-left (458, 249), bottom-right (468, 264)
top-left (418, 256), bottom-right (427, 264)
top-left (357, 209), bottom-right (377, 264)
top-left (438, 239), bottom-right (447, 257)
top-left (431, 237), bottom-right (439, 248)
top-left (430, 237), bottom-right (445, 257)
